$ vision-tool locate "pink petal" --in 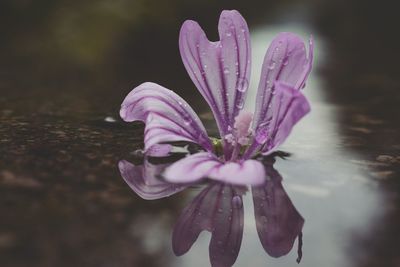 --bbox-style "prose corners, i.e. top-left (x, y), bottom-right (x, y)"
top-left (164, 152), bottom-right (265, 185)
top-left (244, 81), bottom-right (310, 158)
top-left (120, 82), bottom-right (212, 152)
top-left (118, 160), bottom-right (186, 200)
top-left (252, 33), bottom-right (313, 145)
top-left (261, 82), bottom-right (310, 154)
top-left (179, 10), bottom-right (251, 143)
